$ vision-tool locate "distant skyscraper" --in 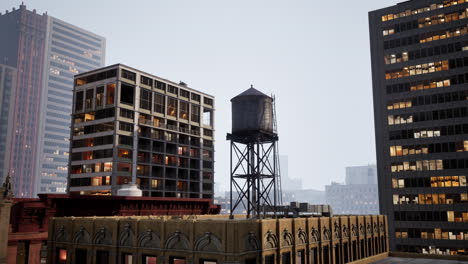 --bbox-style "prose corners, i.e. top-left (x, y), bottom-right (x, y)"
top-left (325, 165), bottom-right (379, 215)
top-left (370, 0), bottom-right (468, 256)
top-left (278, 155), bottom-right (302, 191)
top-left (0, 4), bottom-right (106, 197)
